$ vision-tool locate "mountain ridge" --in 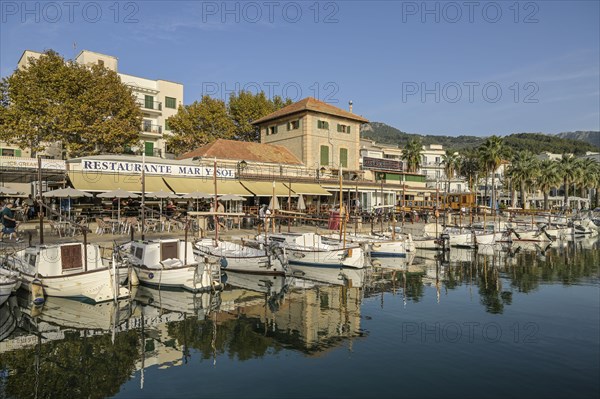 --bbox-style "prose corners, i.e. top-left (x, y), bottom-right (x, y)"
top-left (360, 122), bottom-right (600, 155)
